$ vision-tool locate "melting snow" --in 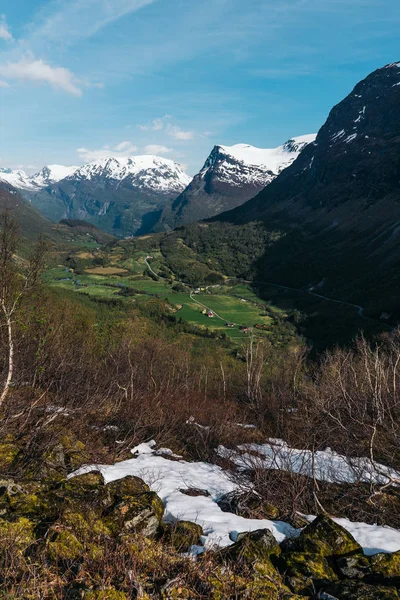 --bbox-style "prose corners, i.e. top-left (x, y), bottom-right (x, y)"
top-left (71, 441), bottom-right (400, 554)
